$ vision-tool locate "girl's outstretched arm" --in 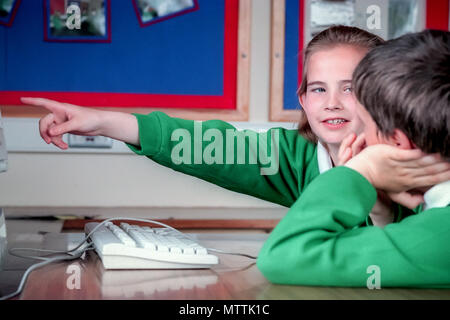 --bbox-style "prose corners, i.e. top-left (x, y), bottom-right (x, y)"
top-left (24, 97), bottom-right (319, 207)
